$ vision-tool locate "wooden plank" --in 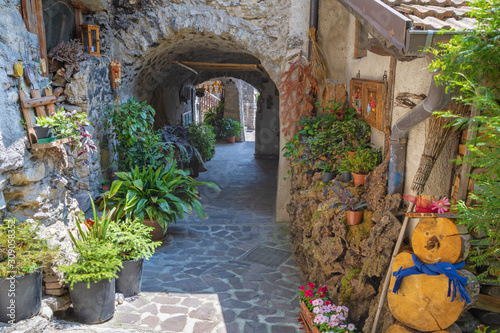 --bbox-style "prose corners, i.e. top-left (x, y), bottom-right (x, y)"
top-left (457, 107), bottom-right (478, 201)
top-left (19, 89), bottom-right (37, 145)
top-left (21, 95), bottom-right (57, 108)
top-left (34, 0), bottom-right (47, 77)
top-left (29, 89), bottom-right (48, 117)
top-left (43, 88), bottom-right (56, 115)
top-left (170, 61), bottom-right (264, 72)
top-left (367, 38), bottom-right (392, 57)
top-left (473, 294), bottom-right (500, 314)
top-left (384, 56), bottom-right (396, 158)
top-left (354, 19), bottom-right (368, 59)
top-left (405, 212), bottom-right (458, 219)
top-left (458, 144), bottom-right (466, 155)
